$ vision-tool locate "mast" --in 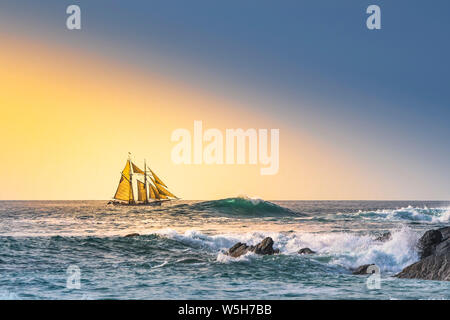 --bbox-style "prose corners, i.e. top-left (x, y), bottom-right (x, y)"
top-left (144, 159), bottom-right (148, 204)
top-left (128, 152), bottom-right (134, 204)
